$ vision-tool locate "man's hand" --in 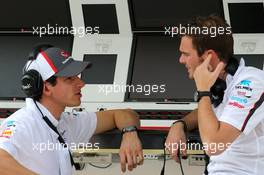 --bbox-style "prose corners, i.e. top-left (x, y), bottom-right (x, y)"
top-left (193, 54), bottom-right (225, 91)
top-left (165, 123), bottom-right (187, 162)
top-left (119, 131), bottom-right (143, 172)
